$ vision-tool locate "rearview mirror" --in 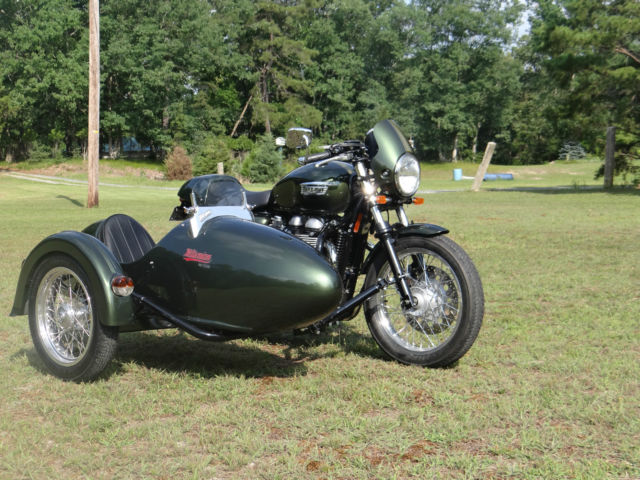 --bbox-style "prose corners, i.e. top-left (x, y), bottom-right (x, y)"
top-left (286, 127), bottom-right (312, 149)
